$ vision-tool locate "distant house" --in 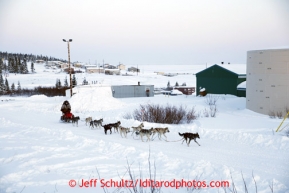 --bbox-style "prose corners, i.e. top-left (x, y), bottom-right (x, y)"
top-left (163, 73), bottom-right (177, 77)
top-left (174, 86), bottom-right (195, 95)
top-left (63, 67), bottom-right (74, 74)
top-left (46, 61), bottom-right (60, 67)
top-left (86, 67), bottom-right (104, 73)
top-left (111, 84), bottom-right (154, 98)
top-left (59, 63), bottom-right (69, 69)
top-left (73, 63), bottom-right (83, 68)
top-left (107, 65), bottom-right (117, 69)
top-left (103, 63), bottom-right (116, 69)
top-left (105, 69), bottom-right (120, 75)
top-left (83, 65), bottom-right (97, 69)
top-left (117, 64), bottom-right (126, 70)
top-left (195, 64), bottom-right (246, 97)
top-left (128, 67), bottom-right (140, 72)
